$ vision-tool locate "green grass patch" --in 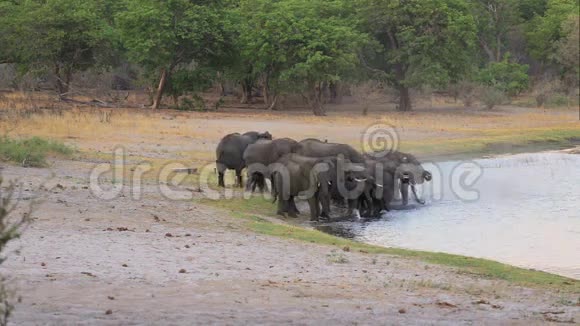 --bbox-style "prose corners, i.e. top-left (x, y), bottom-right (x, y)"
top-left (202, 196), bottom-right (579, 292)
top-left (0, 136), bottom-right (74, 167)
top-left (399, 127), bottom-right (580, 160)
